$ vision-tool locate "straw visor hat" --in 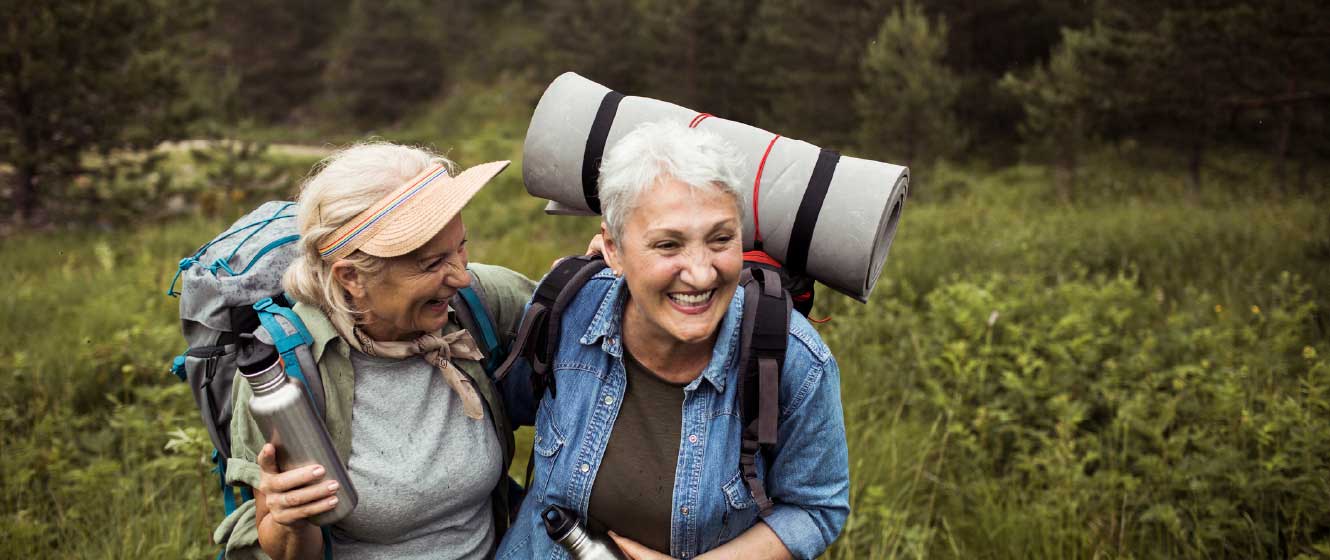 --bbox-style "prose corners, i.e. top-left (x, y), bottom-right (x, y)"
top-left (318, 161), bottom-right (509, 261)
